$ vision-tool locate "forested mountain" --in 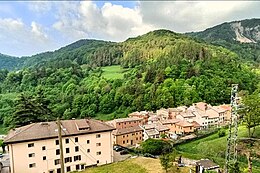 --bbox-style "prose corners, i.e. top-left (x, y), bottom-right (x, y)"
top-left (0, 29), bottom-right (259, 129)
top-left (0, 54), bottom-right (21, 71)
top-left (0, 39), bottom-right (112, 71)
top-left (187, 18), bottom-right (260, 63)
